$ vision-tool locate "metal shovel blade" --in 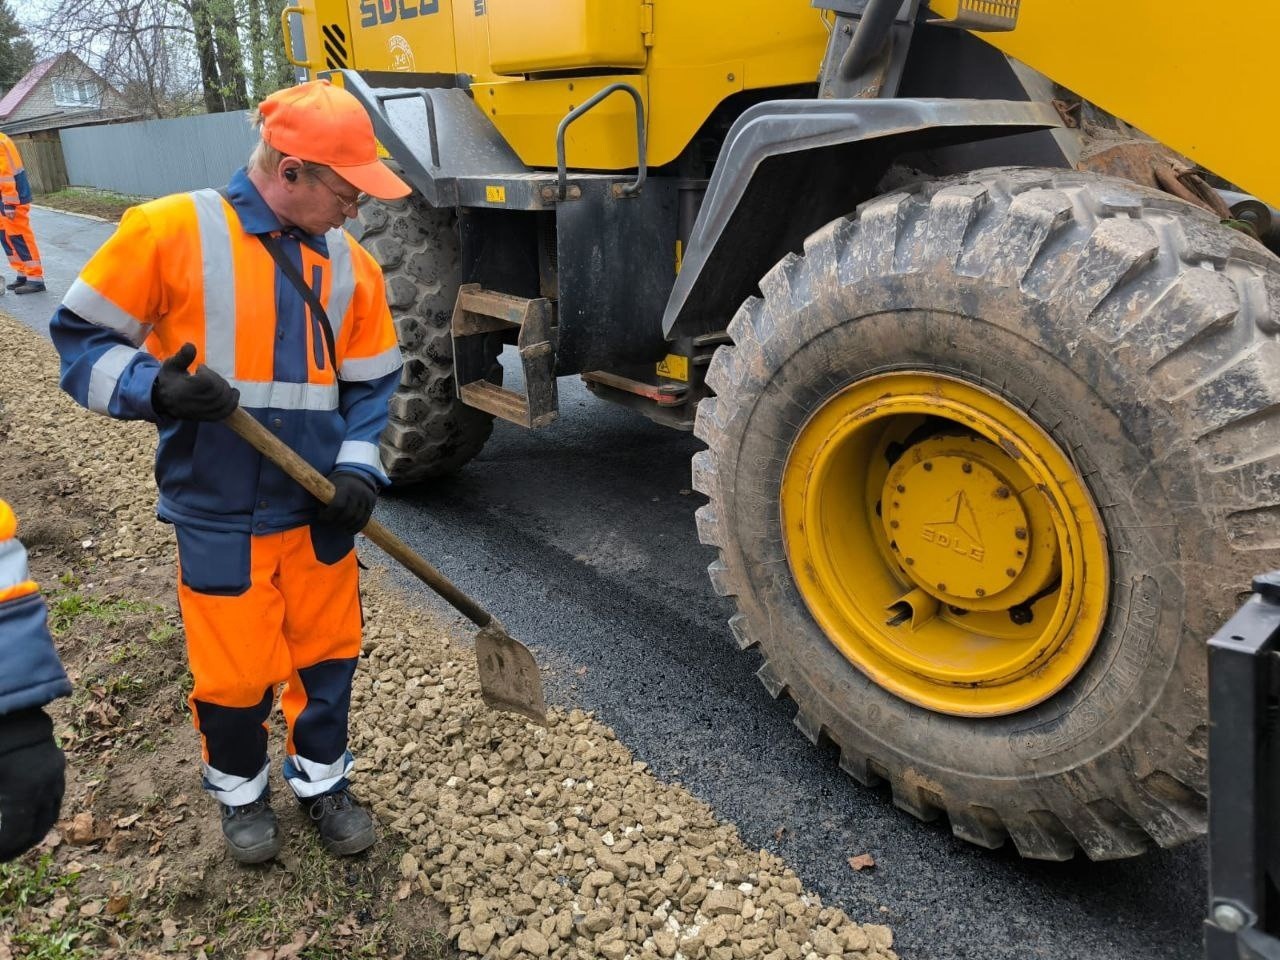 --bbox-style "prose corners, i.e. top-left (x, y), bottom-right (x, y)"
top-left (476, 620), bottom-right (547, 725)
